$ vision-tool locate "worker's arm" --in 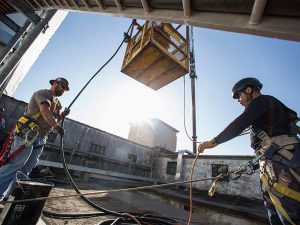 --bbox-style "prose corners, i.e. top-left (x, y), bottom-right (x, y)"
top-left (198, 95), bottom-right (270, 154)
top-left (56, 108), bottom-right (70, 122)
top-left (39, 102), bottom-right (57, 128)
top-left (214, 95), bottom-right (270, 145)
